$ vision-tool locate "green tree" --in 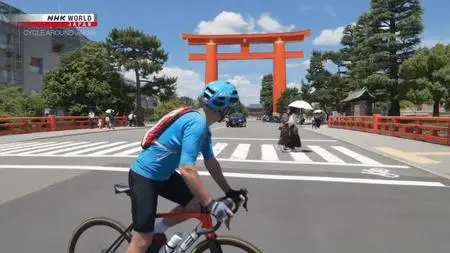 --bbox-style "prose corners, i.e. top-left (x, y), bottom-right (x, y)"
top-left (106, 27), bottom-right (168, 125)
top-left (399, 44), bottom-right (450, 116)
top-left (141, 76), bottom-right (177, 102)
top-left (154, 98), bottom-right (183, 118)
top-left (22, 93), bottom-right (46, 116)
top-left (42, 42), bottom-right (133, 115)
top-left (0, 85), bottom-right (27, 116)
top-left (300, 80), bottom-right (313, 103)
top-left (364, 0), bottom-right (424, 115)
top-left (229, 100), bottom-right (248, 117)
top-left (178, 96), bottom-right (195, 106)
top-left (259, 74), bottom-right (273, 115)
top-left (277, 87), bottom-right (302, 112)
